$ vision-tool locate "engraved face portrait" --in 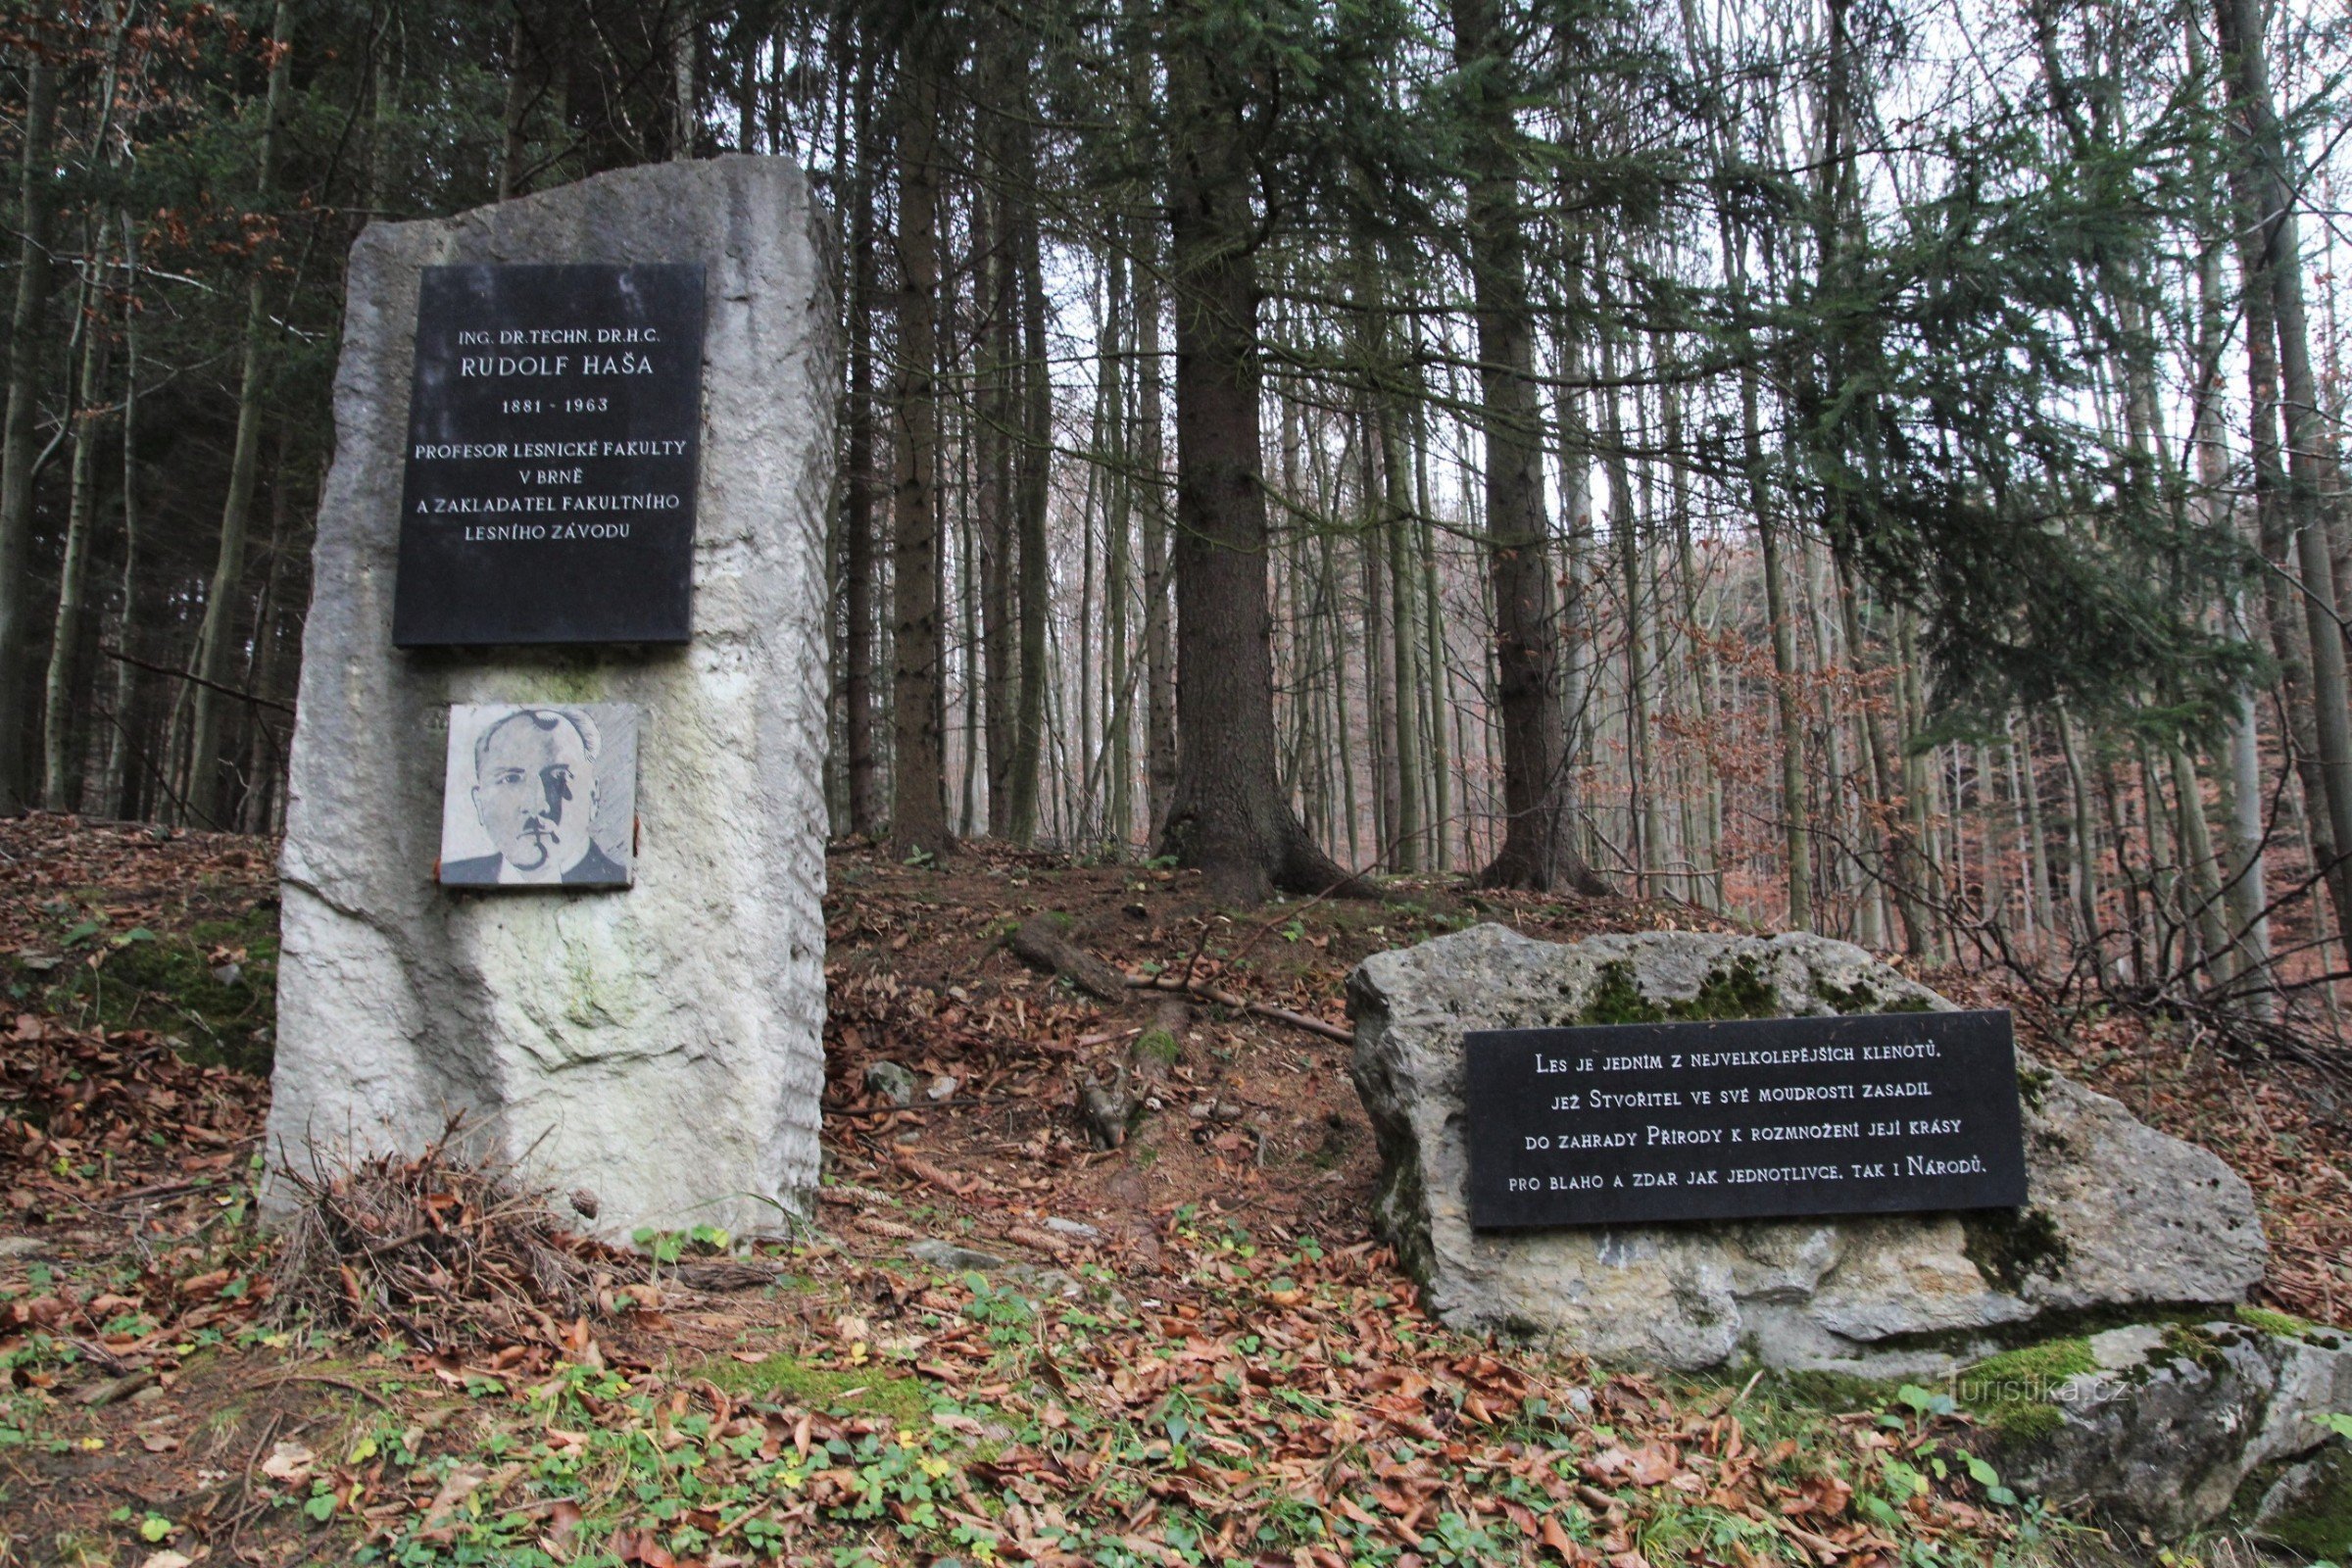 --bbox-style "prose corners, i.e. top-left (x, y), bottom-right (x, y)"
top-left (439, 704), bottom-right (636, 889)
